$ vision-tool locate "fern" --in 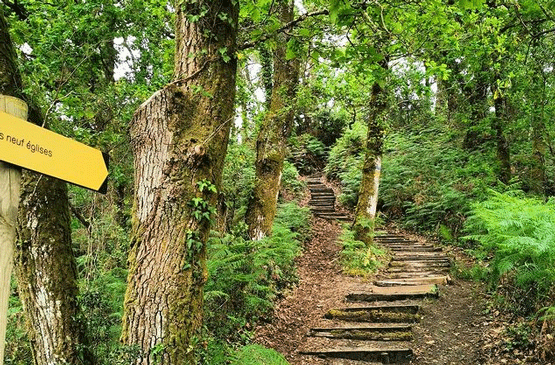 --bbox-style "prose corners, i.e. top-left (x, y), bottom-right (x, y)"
top-left (463, 191), bottom-right (555, 312)
top-left (338, 225), bottom-right (386, 277)
top-left (230, 345), bottom-right (290, 365)
top-left (202, 202), bottom-right (310, 363)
